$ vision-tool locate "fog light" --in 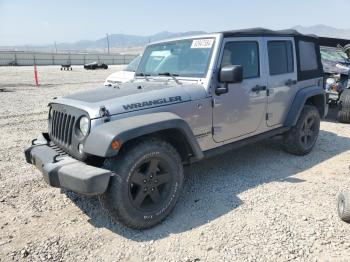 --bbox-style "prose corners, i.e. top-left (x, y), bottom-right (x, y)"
top-left (78, 143), bottom-right (84, 154)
